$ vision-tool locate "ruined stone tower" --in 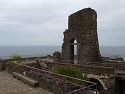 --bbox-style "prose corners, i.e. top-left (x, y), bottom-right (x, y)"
top-left (62, 8), bottom-right (101, 64)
